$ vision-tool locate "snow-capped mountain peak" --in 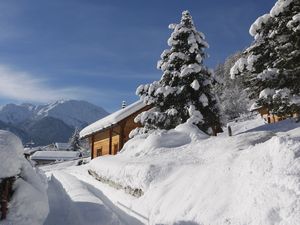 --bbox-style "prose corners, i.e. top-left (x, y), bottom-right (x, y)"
top-left (0, 100), bottom-right (108, 128)
top-left (35, 100), bottom-right (109, 128)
